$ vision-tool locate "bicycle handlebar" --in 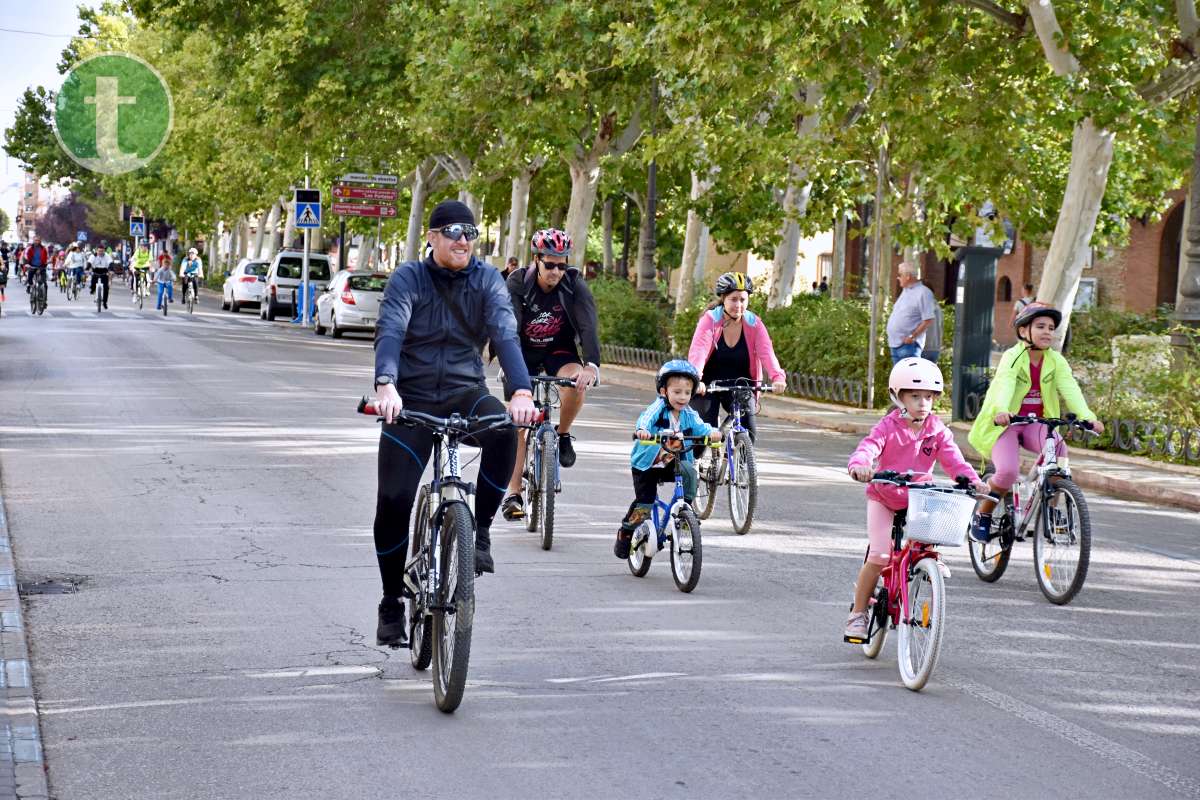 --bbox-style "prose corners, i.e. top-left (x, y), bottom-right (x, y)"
top-left (870, 470), bottom-right (975, 494)
top-left (704, 379), bottom-right (776, 394)
top-left (1008, 414), bottom-right (1096, 433)
top-left (530, 376), bottom-right (580, 388)
top-left (357, 397), bottom-right (512, 434)
top-left (631, 432), bottom-right (720, 447)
